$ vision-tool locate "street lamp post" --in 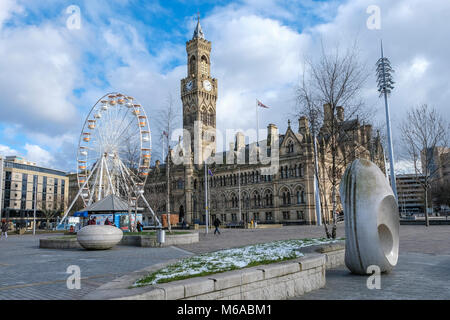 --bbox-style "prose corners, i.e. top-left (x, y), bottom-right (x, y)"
top-left (376, 40), bottom-right (398, 201)
top-left (33, 177), bottom-right (37, 236)
top-left (204, 160), bottom-right (209, 234)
